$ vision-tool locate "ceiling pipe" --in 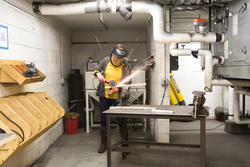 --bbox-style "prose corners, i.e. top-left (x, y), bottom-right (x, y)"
top-left (35, 1), bottom-right (224, 44)
top-left (131, 1), bottom-right (224, 43)
top-left (38, 1), bottom-right (108, 15)
top-left (170, 43), bottom-right (213, 92)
